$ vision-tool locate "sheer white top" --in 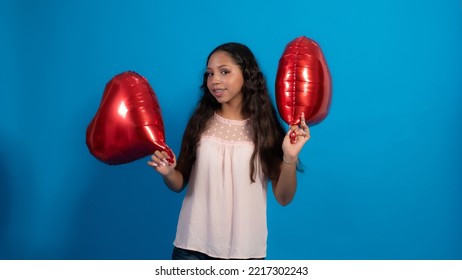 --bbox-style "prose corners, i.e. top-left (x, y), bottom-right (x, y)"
top-left (173, 113), bottom-right (268, 259)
